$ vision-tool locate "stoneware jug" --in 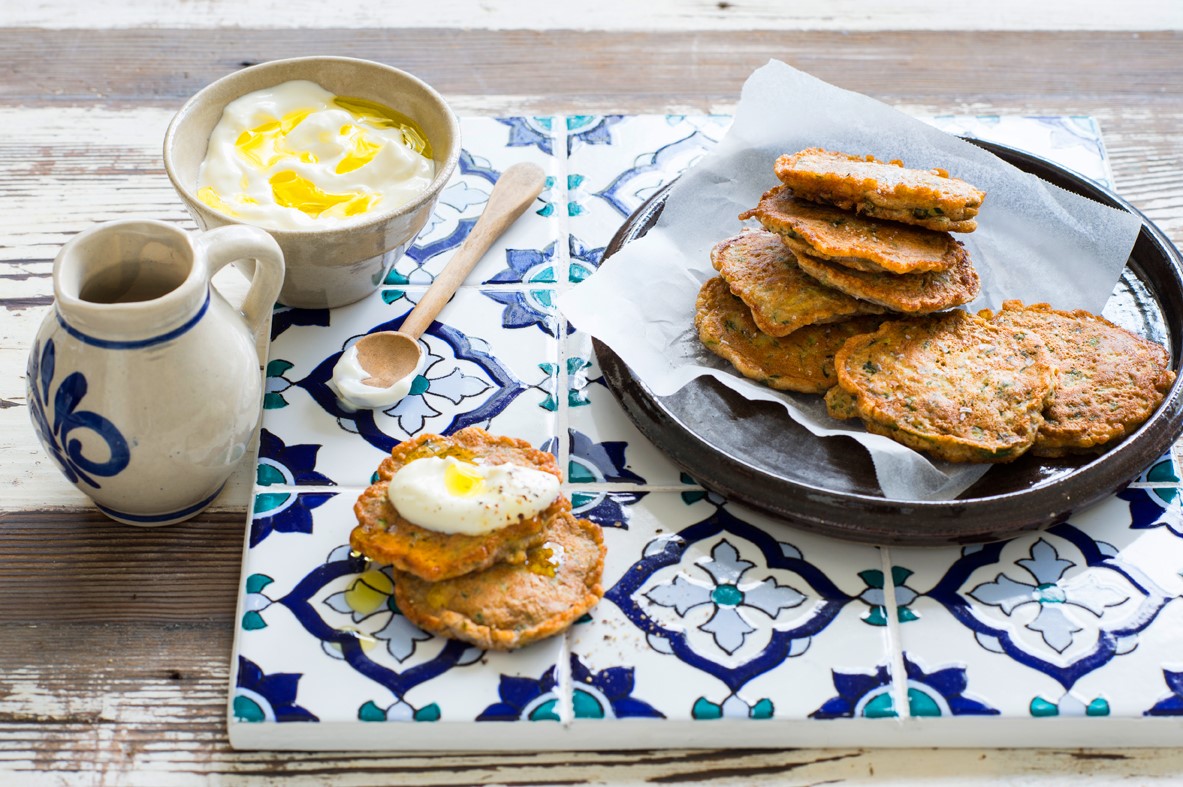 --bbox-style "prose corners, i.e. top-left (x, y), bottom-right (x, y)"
top-left (27, 220), bottom-right (284, 525)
